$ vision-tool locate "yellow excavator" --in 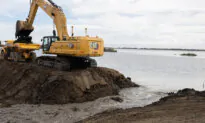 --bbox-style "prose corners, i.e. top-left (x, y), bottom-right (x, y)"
top-left (10, 0), bottom-right (104, 70)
